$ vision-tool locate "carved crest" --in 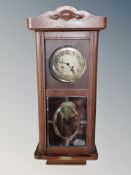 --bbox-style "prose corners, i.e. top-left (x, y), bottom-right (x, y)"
top-left (49, 9), bottom-right (84, 21)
